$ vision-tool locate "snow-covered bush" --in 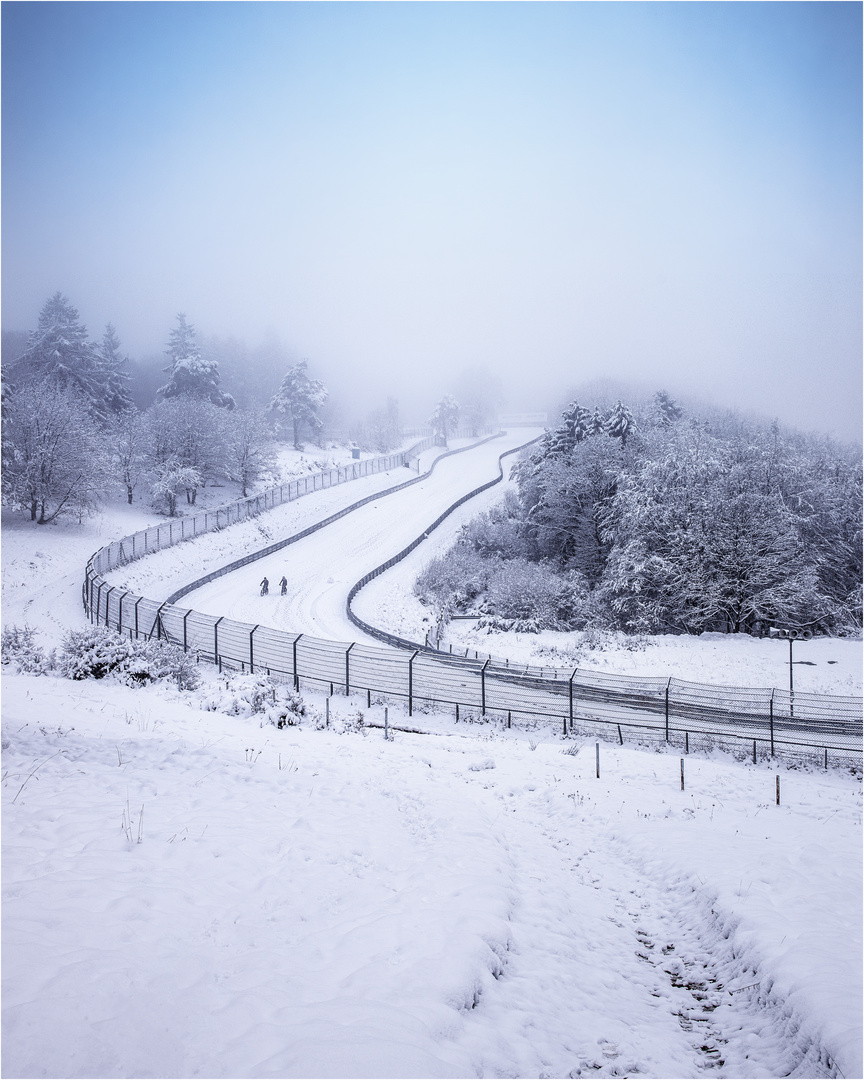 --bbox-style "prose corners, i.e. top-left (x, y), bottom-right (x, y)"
top-left (59, 627), bottom-right (135, 680)
top-left (1, 625), bottom-right (53, 674)
top-left (485, 559), bottom-right (590, 631)
top-left (57, 626), bottom-right (199, 688)
top-left (415, 547), bottom-right (493, 615)
top-left (199, 672), bottom-right (306, 727)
